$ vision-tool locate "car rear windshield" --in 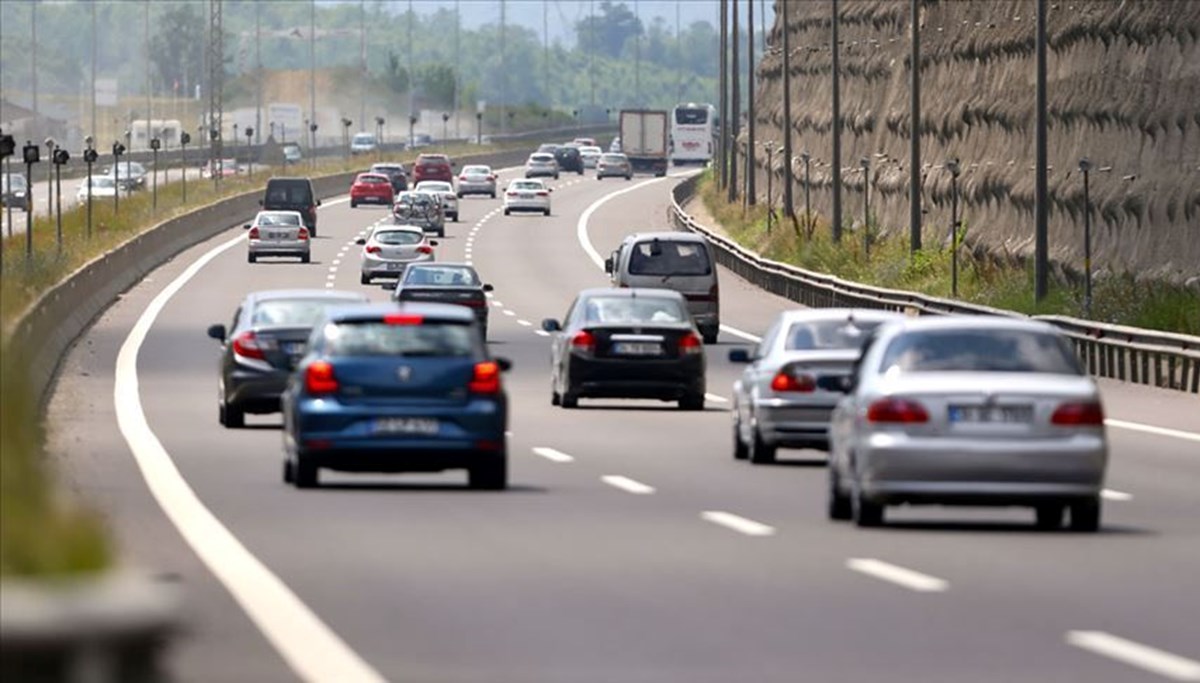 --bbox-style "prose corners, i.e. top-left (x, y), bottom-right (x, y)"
top-left (675, 107), bottom-right (710, 125)
top-left (252, 299), bottom-right (348, 327)
top-left (582, 296), bottom-right (687, 324)
top-left (353, 134), bottom-right (375, 144)
top-left (257, 213), bottom-right (301, 226)
top-left (879, 329), bottom-right (1084, 375)
top-left (530, 154), bottom-right (554, 162)
top-left (418, 155), bottom-right (449, 164)
top-left (462, 166), bottom-right (490, 175)
top-left (601, 154), bottom-right (626, 163)
top-left (404, 266), bottom-right (479, 286)
top-left (374, 230), bottom-right (424, 245)
top-left (785, 319), bottom-right (886, 351)
top-left (326, 321), bottom-right (476, 357)
top-left (357, 175), bottom-right (388, 184)
top-left (627, 240), bottom-right (712, 276)
top-left (398, 193), bottom-right (436, 206)
top-left (265, 182), bottom-right (312, 204)
top-left (511, 181), bottom-right (543, 191)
